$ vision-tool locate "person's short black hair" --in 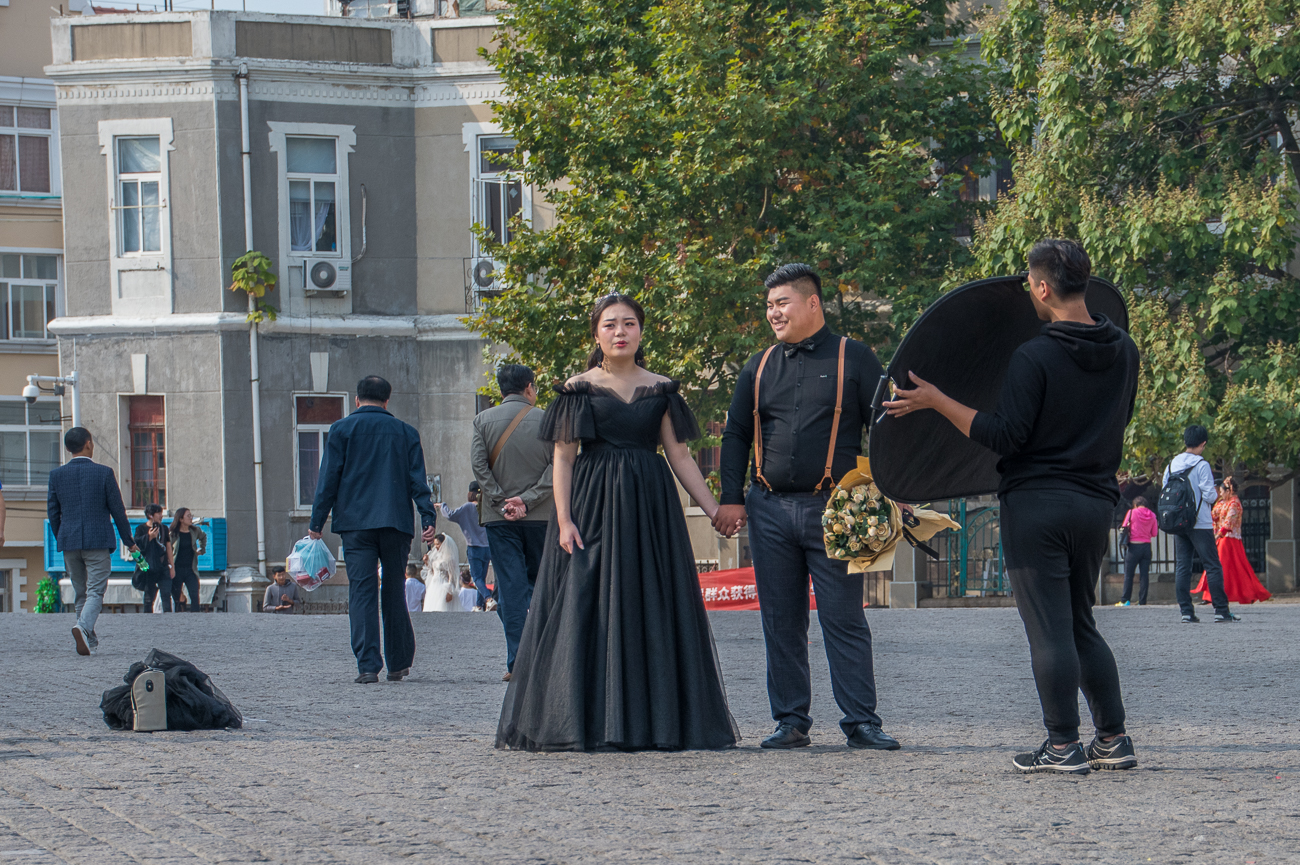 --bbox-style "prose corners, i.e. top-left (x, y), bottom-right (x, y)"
top-left (357, 375), bottom-right (392, 402)
top-left (144, 503), bottom-right (164, 517)
top-left (405, 563), bottom-right (420, 578)
top-left (1027, 239), bottom-right (1091, 296)
top-left (64, 427), bottom-right (92, 453)
top-left (270, 564), bottom-right (287, 575)
top-left (469, 480), bottom-right (481, 493)
top-left (764, 263), bottom-right (822, 301)
top-left (497, 364), bottom-right (535, 397)
top-left (1184, 424), bottom-right (1208, 448)
top-left (1132, 496), bottom-right (1148, 510)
